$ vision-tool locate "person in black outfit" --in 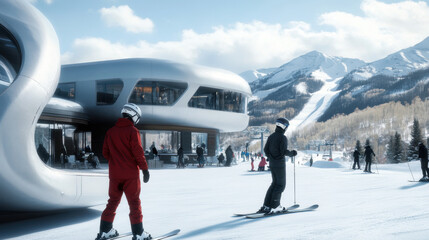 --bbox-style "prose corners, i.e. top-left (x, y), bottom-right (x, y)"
top-left (418, 142), bottom-right (429, 181)
top-left (177, 146), bottom-right (185, 168)
top-left (352, 149), bottom-right (360, 170)
top-left (225, 145), bottom-right (233, 167)
top-left (196, 145), bottom-right (205, 167)
top-left (217, 153), bottom-right (225, 166)
top-left (364, 145), bottom-right (375, 173)
top-left (257, 118), bottom-right (297, 214)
